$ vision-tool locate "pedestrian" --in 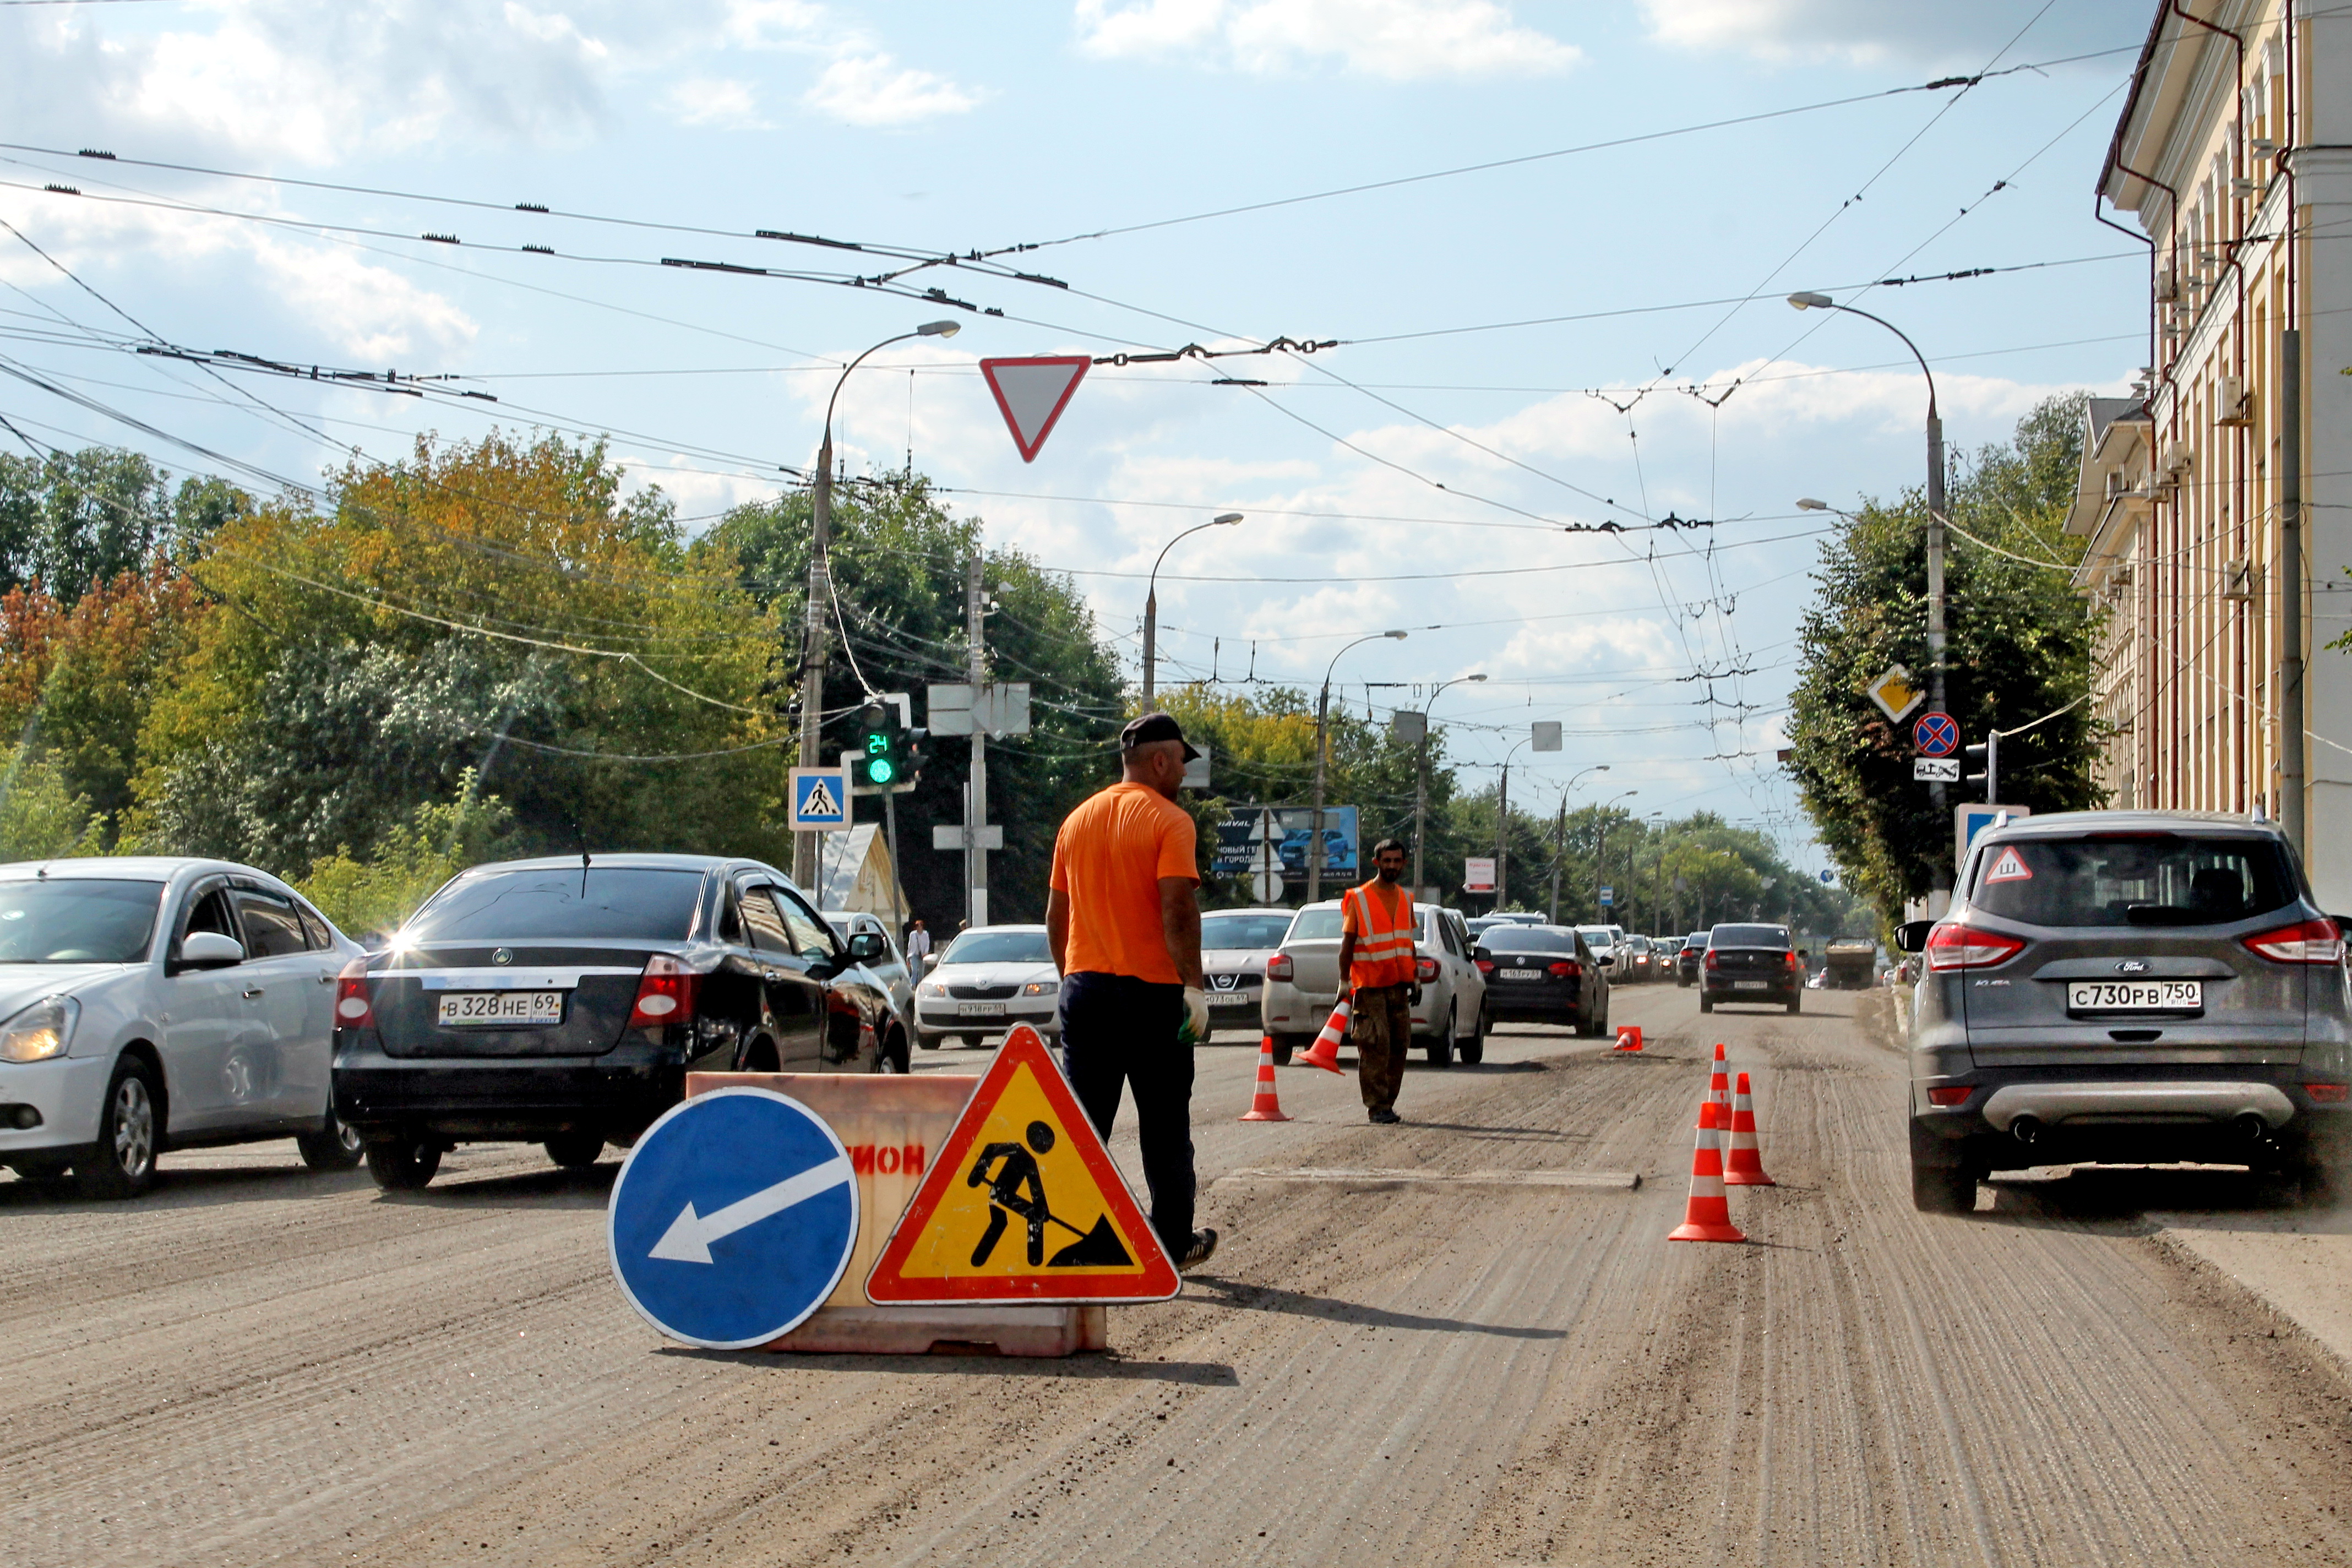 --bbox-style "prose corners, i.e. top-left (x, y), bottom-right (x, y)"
top-left (1044, 711), bottom-right (1219, 1272)
top-left (905, 918), bottom-right (932, 967)
top-left (1336, 837), bottom-right (1417, 1124)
